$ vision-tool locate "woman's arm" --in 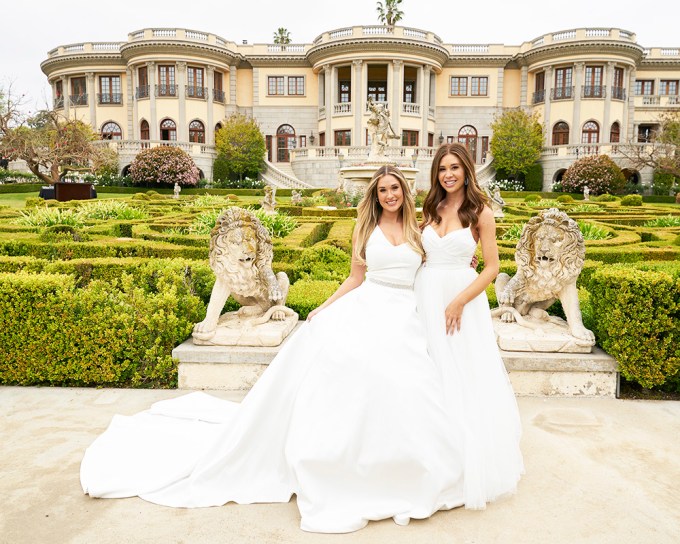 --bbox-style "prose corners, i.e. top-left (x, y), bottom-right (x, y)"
top-left (307, 231), bottom-right (367, 321)
top-left (444, 206), bottom-right (500, 334)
